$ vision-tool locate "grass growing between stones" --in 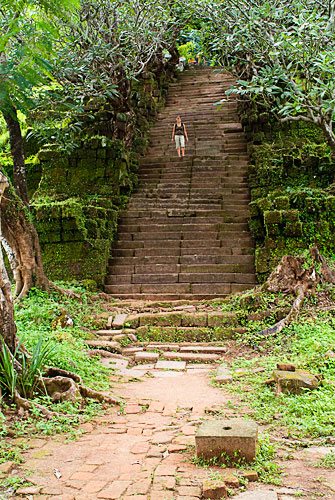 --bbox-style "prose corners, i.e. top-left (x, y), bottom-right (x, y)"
top-left (223, 310), bottom-right (335, 440)
top-left (14, 284), bottom-right (110, 388)
top-left (1, 283), bottom-right (116, 465)
top-left (192, 433), bottom-right (282, 486)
